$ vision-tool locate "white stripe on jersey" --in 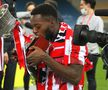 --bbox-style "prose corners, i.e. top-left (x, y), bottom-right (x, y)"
top-left (52, 75), bottom-right (59, 90)
top-left (78, 46), bottom-right (86, 65)
top-left (68, 37), bottom-right (72, 64)
top-left (55, 35), bottom-right (65, 42)
top-left (54, 46), bottom-right (64, 51)
top-left (67, 83), bottom-right (74, 90)
top-left (45, 71), bottom-right (49, 90)
top-left (79, 85), bottom-right (83, 90)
